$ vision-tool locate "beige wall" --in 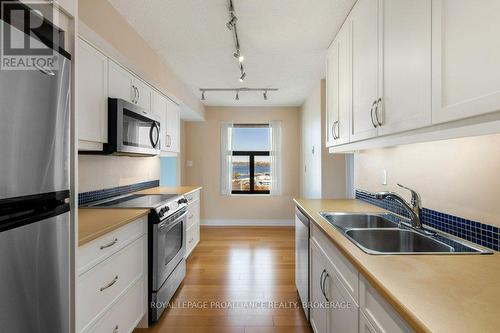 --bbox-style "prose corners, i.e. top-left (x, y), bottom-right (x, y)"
top-left (354, 133), bottom-right (500, 227)
top-left (300, 80), bottom-right (347, 199)
top-left (78, 0), bottom-right (205, 118)
top-left (78, 155), bottom-right (160, 193)
top-left (183, 106), bottom-right (300, 221)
